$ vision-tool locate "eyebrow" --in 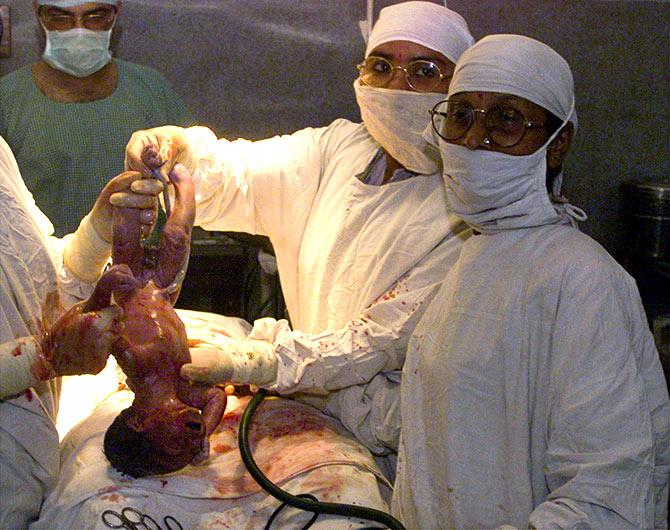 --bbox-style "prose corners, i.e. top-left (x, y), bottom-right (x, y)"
top-left (452, 94), bottom-right (525, 105)
top-left (43, 5), bottom-right (114, 15)
top-left (372, 51), bottom-right (448, 68)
